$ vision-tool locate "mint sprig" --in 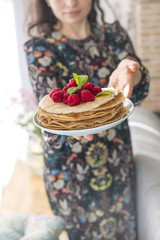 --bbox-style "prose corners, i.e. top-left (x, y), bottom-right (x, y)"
top-left (67, 86), bottom-right (82, 95)
top-left (73, 73), bottom-right (88, 87)
top-left (96, 90), bottom-right (114, 97)
top-left (67, 73), bottom-right (88, 95)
